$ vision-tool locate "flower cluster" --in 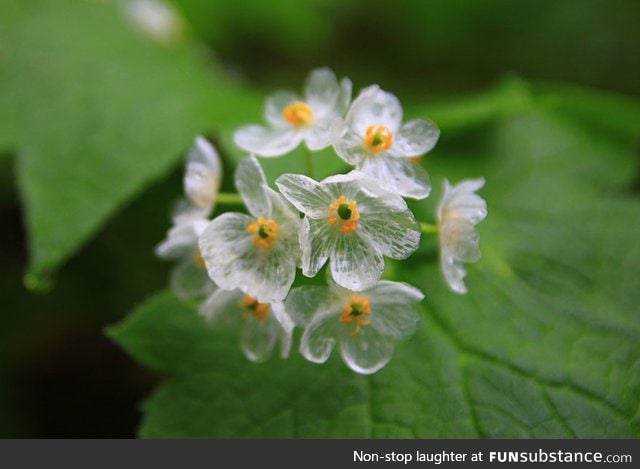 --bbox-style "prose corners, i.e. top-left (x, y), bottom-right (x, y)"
top-left (157, 68), bottom-right (487, 373)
